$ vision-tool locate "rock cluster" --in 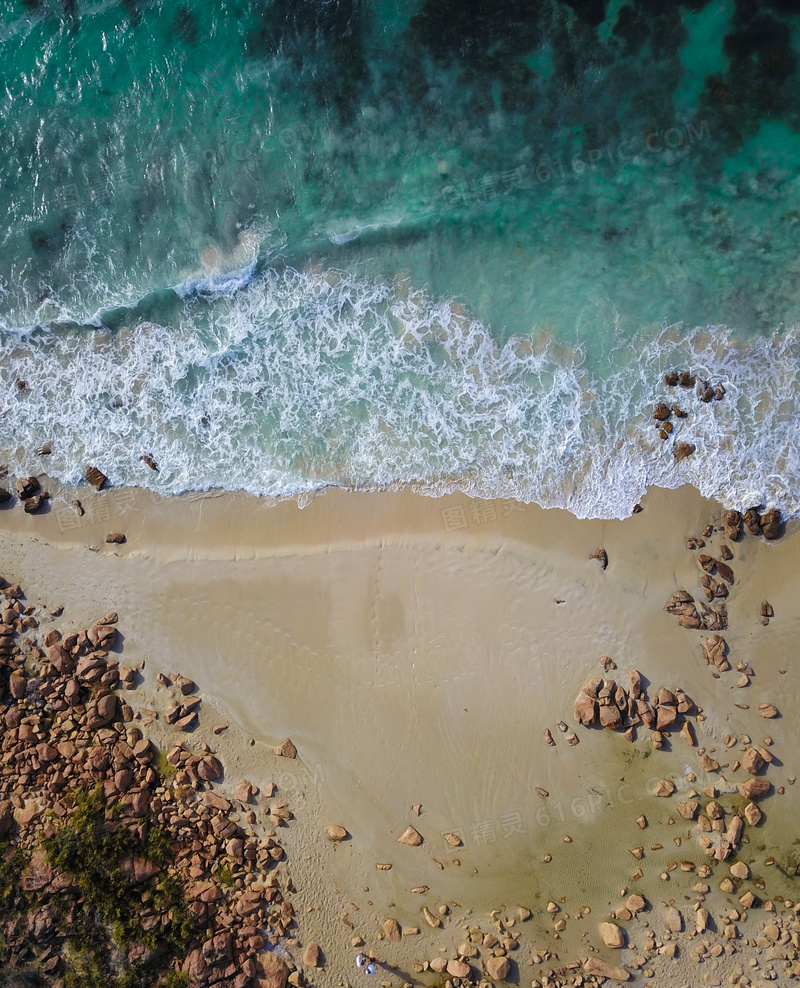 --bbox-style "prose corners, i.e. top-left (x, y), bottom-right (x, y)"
top-left (0, 576), bottom-right (304, 988)
top-left (573, 669), bottom-right (696, 744)
top-left (665, 589), bottom-right (727, 631)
